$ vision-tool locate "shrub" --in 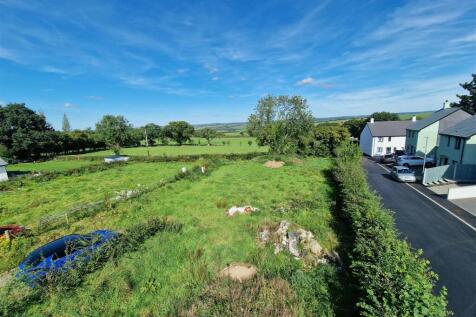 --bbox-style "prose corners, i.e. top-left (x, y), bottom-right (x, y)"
top-left (333, 143), bottom-right (449, 316)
